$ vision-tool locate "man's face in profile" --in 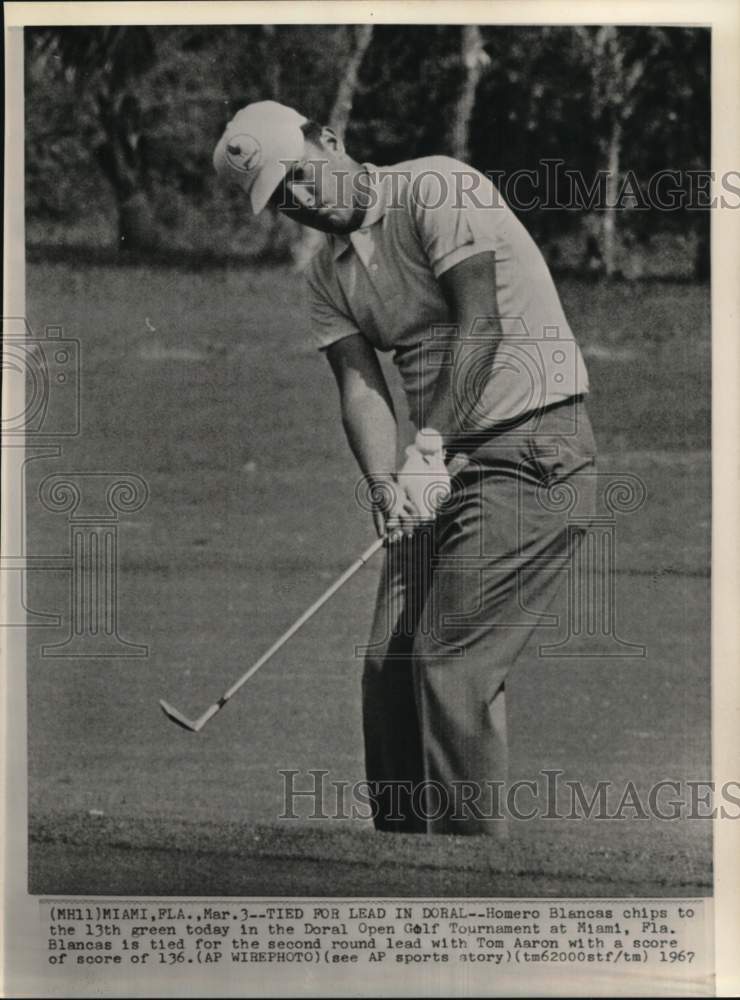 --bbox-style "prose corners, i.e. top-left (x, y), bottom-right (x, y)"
top-left (269, 135), bottom-right (367, 235)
